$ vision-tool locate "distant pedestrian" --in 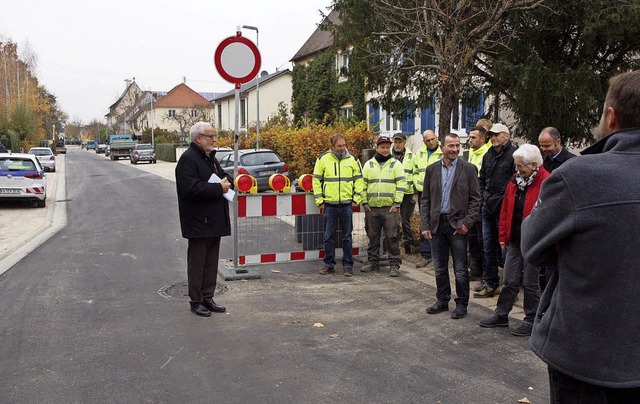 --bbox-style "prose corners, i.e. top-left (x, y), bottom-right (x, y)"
top-left (361, 135), bottom-right (407, 277)
top-left (413, 129), bottom-right (443, 268)
top-left (175, 122), bottom-right (232, 317)
top-left (474, 123), bottom-right (515, 299)
top-left (478, 144), bottom-right (549, 336)
top-left (391, 132), bottom-right (416, 254)
top-left (522, 70), bottom-right (640, 402)
top-left (536, 126), bottom-right (576, 291)
top-left (422, 133), bottom-right (481, 319)
top-left (312, 133), bottom-right (364, 277)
